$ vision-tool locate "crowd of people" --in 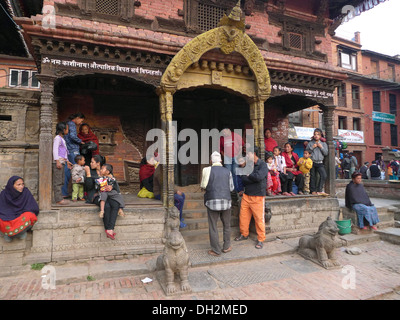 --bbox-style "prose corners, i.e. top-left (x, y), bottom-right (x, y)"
top-left (51, 113), bottom-right (122, 240)
top-left (198, 127), bottom-right (331, 255)
top-left (0, 121), bottom-right (389, 248)
top-left (336, 153), bottom-right (400, 181)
